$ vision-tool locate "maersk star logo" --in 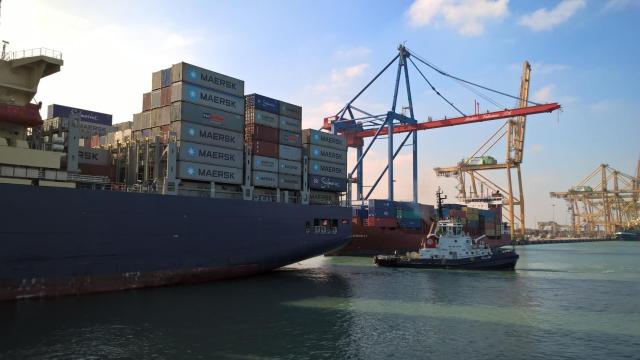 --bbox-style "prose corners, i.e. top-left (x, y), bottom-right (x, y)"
top-left (313, 149), bottom-right (319, 156)
top-left (188, 69), bottom-right (197, 79)
top-left (188, 147), bottom-right (196, 156)
top-left (313, 164), bottom-right (319, 171)
top-left (313, 134), bottom-right (320, 140)
top-left (187, 167), bottom-right (196, 176)
top-left (188, 88), bottom-right (197, 100)
top-left (188, 128), bottom-right (196, 136)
